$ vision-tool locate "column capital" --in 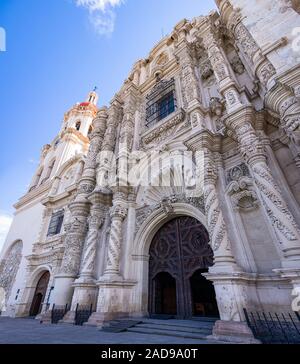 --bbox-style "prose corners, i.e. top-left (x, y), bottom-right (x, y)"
top-left (110, 205), bottom-right (128, 221)
top-left (88, 212), bottom-right (104, 230)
